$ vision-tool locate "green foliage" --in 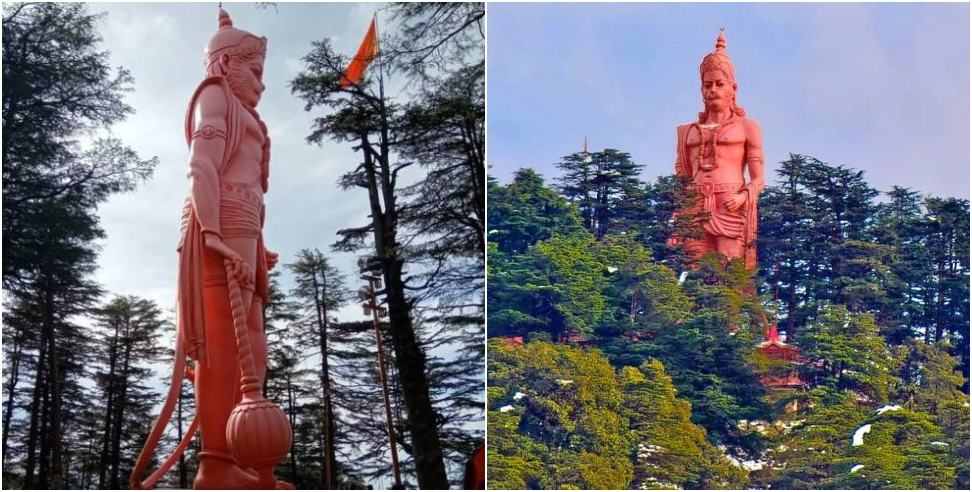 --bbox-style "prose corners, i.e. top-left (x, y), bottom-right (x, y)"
top-left (763, 391), bottom-right (964, 489)
top-left (488, 341), bottom-right (748, 489)
top-left (488, 169), bottom-right (585, 254)
top-left (488, 341), bottom-right (631, 489)
top-left (487, 151), bottom-right (970, 489)
top-left (797, 305), bottom-right (901, 402)
top-left (489, 232), bottom-right (607, 339)
top-left (555, 149), bottom-right (645, 239)
top-left (622, 360), bottom-right (746, 489)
